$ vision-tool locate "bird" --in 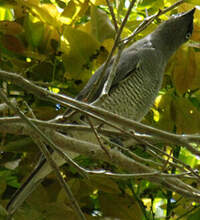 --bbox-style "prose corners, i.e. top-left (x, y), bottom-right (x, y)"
top-left (76, 8), bottom-right (195, 122)
top-left (7, 8), bottom-right (195, 215)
